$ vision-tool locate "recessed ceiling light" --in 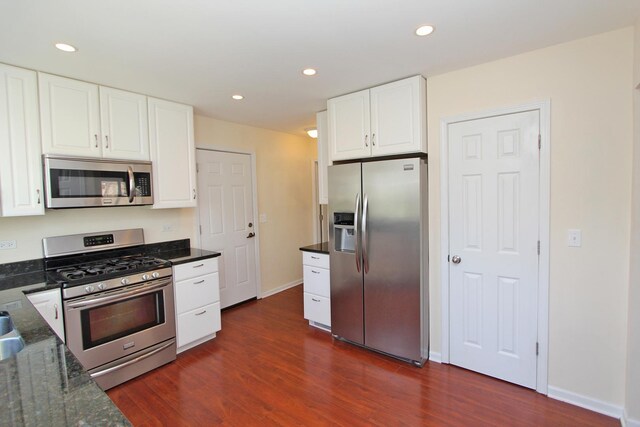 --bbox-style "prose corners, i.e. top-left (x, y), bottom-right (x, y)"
top-left (232, 94), bottom-right (244, 100)
top-left (306, 128), bottom-right (318, 138)
top-left (302, 68), bottom-right (317, 76)
top-left (415, 25), bottom-right (435, 37)
top-left (55, 43), bottom-right (77, 52)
